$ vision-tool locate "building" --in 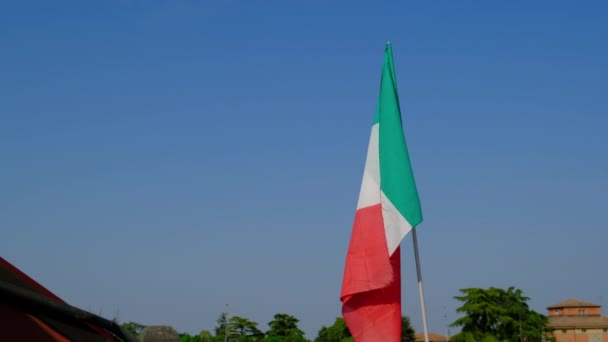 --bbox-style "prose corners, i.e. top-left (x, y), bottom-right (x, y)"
top-left (0, 257), bottom-right (136, 342)
top-left (548, 299), bottom-right (608, 342)
top-left (415, 332), bottom-right (448, 342)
